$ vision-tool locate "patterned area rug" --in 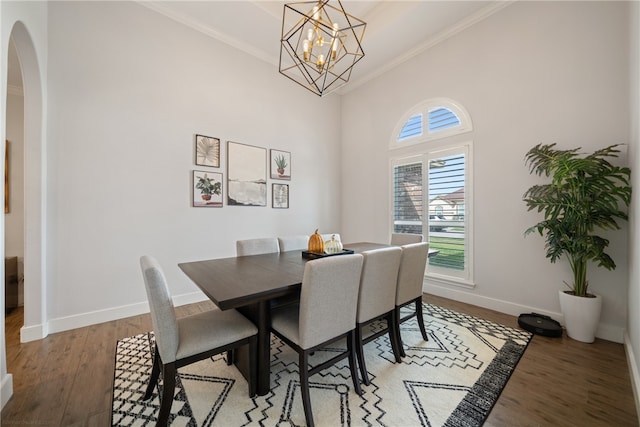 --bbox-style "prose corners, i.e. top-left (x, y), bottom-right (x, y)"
top-left (111, 304), bottom-right (532, 426)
